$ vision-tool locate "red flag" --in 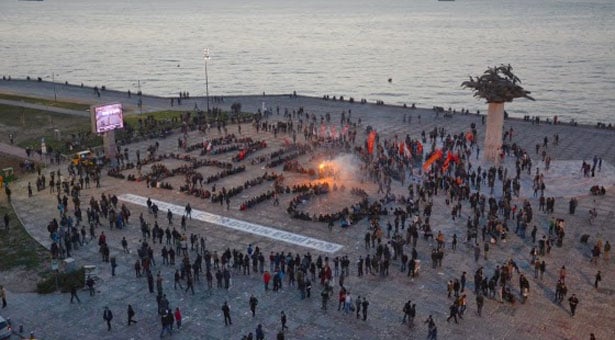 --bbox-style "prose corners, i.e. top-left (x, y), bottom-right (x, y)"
top-left (452, 152), bottom-right (460, 164)
top-left (367, 131), bottom-right (377, 154)
top-left (422, 149), bottom-right (443, 172)
top-left (416, 141), bottom-right (423, 155)
top-left (442, 151), bottom-right (453, 172)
